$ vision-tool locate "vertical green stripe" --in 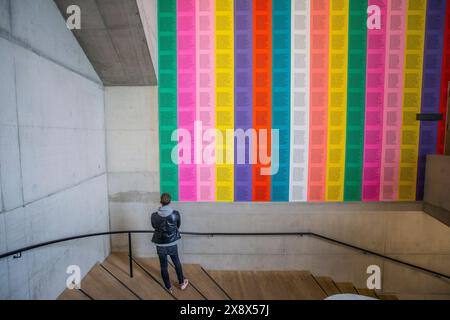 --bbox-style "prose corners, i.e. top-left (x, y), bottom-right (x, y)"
top-left (344, 0), bottom-right (368, 201)
top-left (158, 0), bottom-right (178, 200)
